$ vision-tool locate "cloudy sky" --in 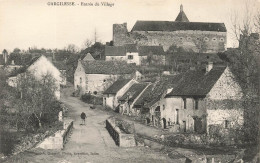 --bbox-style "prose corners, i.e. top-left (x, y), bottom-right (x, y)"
top-left (0, 0), bottom-right (259, 52)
